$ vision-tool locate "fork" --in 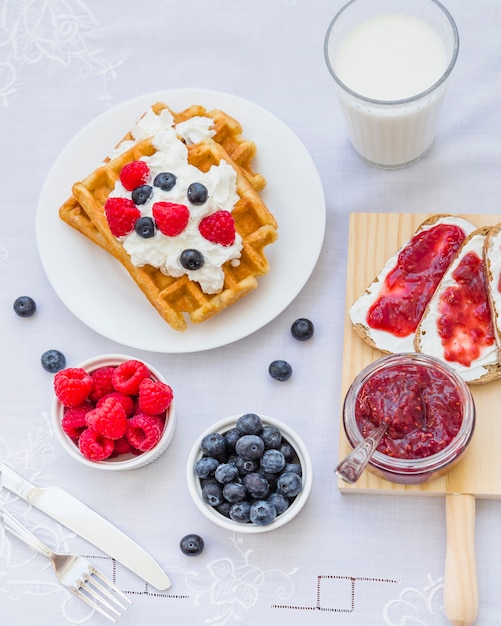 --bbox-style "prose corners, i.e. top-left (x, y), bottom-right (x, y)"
top-left (1, 506), bottom-right (132, 622)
